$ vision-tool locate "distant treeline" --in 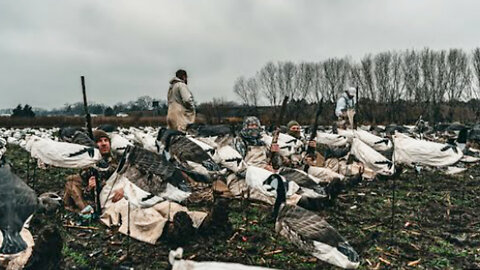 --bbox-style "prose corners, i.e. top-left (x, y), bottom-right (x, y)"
top-left (0, 96), bottom-right (168, 117)
top-left (233, 47), bottom-right (480, 123)
top-left (196, 99), bottom-right (480, 126)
